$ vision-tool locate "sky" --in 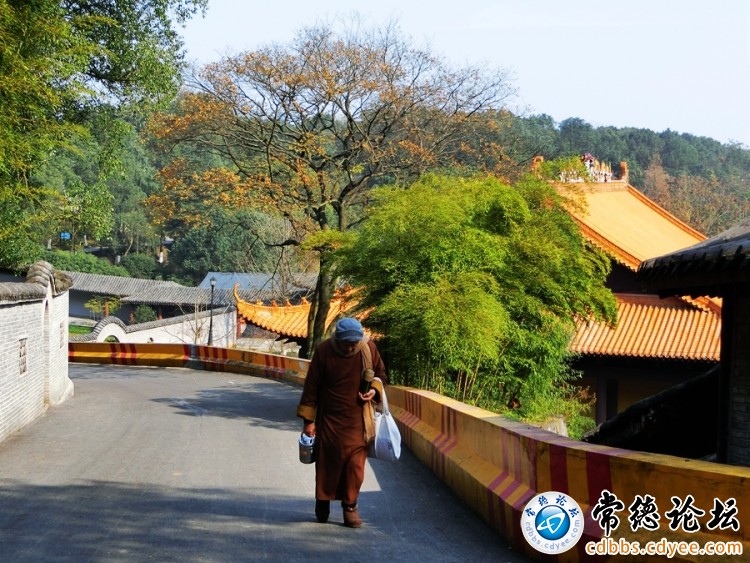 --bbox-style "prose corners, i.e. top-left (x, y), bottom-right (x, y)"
top-left (180, 0), bottom-right (750, 147)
